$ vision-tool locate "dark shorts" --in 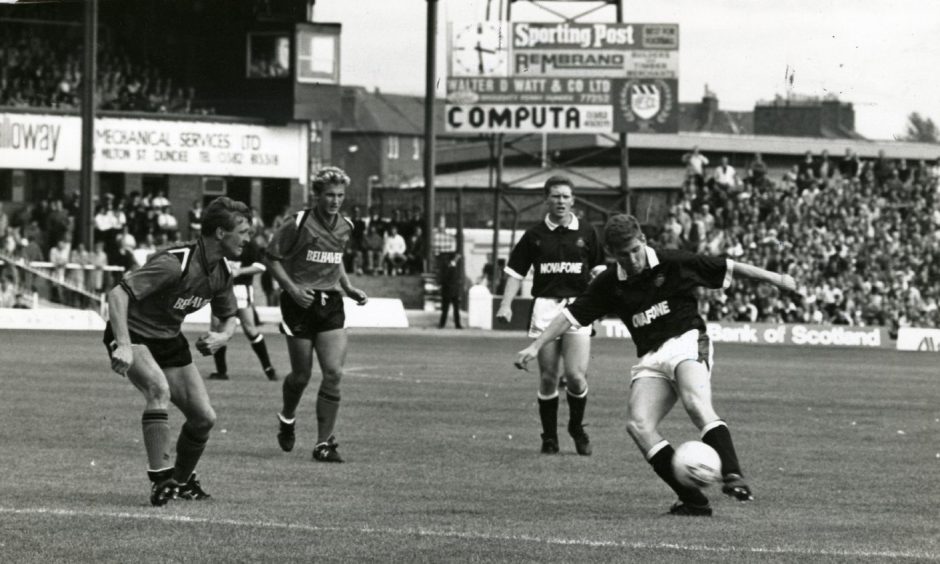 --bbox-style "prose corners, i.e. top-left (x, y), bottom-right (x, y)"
top-left (279, 290), bottom-right (345, 339)
top-left (103, 323), bottom-right (193, 369)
